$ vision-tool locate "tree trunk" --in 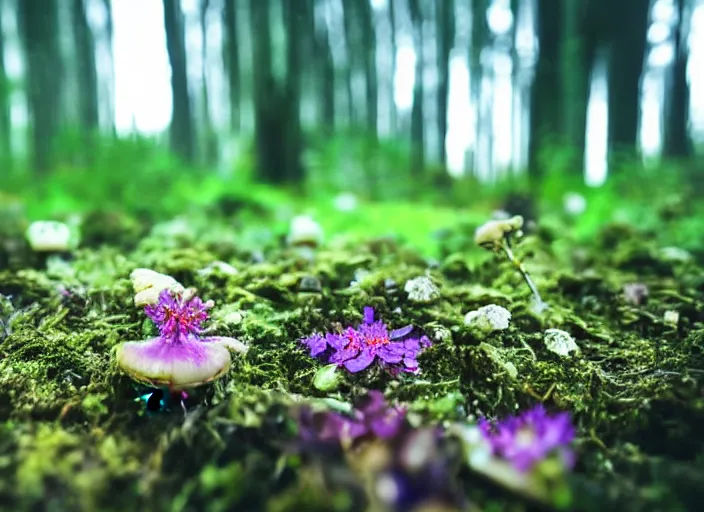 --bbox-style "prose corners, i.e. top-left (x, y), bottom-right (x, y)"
top-left (341, 0), bottom-right (357, 125)
top-left (249, 0), bottom-right (303, 184)
top-left (528, 0), bottom-right (561, 178)
top-left (388, 0), bottom-right (398, 134)
top-left (606, 0), bottom-right (648, 159)
top-left (282, 0), bottom-right (304, 182)
top-left (470, 0), bottom-right (490, 177)
top-left (313, 1), bottom-right (335, 131)
top-left (222, 0), bottom-right (241, 132)
top-left (359, 0), bottom-right (378, 139)
top-left (163, 0), bottom-right (195, 163)
top-left (101, 0), bottom-right (116, 135)
top-left (663, 0), bottom-right (692, 158)
top-left (436, 0), bottom-right (454, 165)
top-left (18, 0), bottom-right (63, 174)
top-left (409, 0), bottom-right (424, 176)
top-left (560, 0), bottom-right (592, 174)
top-left (199, 0), bottom-right (218, 164)
top-left (72, 0), bottom-right (99, 153)
top-left (0, 4), bottom-right (11, 167)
